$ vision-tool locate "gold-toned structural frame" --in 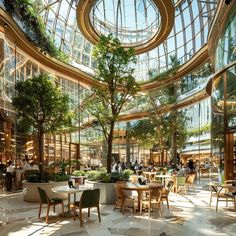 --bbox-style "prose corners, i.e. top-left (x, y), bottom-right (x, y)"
top-left (76, 0), bottom-right (175, 55)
